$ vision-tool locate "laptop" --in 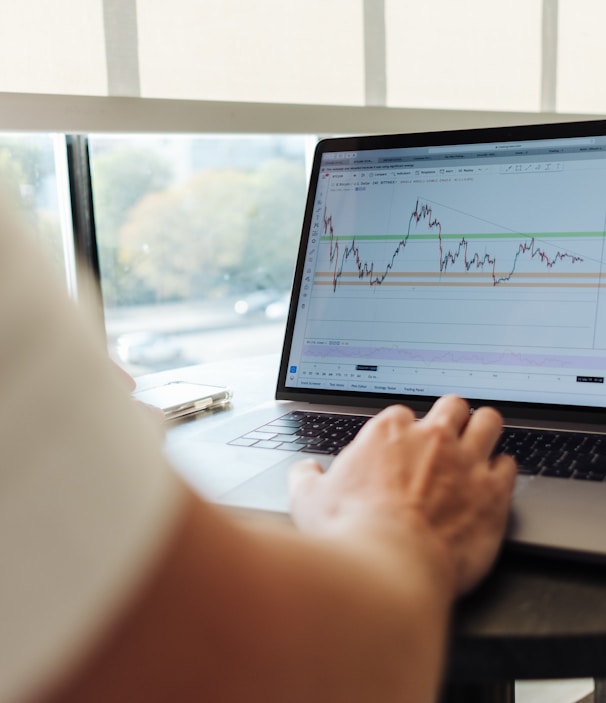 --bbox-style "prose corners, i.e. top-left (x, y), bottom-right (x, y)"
top-left (167, 118), bottom-right (606, 564)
